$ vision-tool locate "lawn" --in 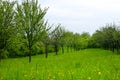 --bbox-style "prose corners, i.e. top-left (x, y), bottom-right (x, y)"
top-left (0, 49), bottom-right (120, 80)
